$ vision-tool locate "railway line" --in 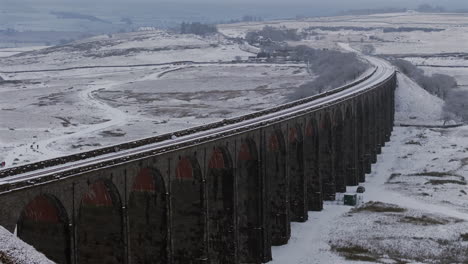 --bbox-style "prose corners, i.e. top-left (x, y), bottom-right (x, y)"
top-left (0, 54), bottom-right (395, 190)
